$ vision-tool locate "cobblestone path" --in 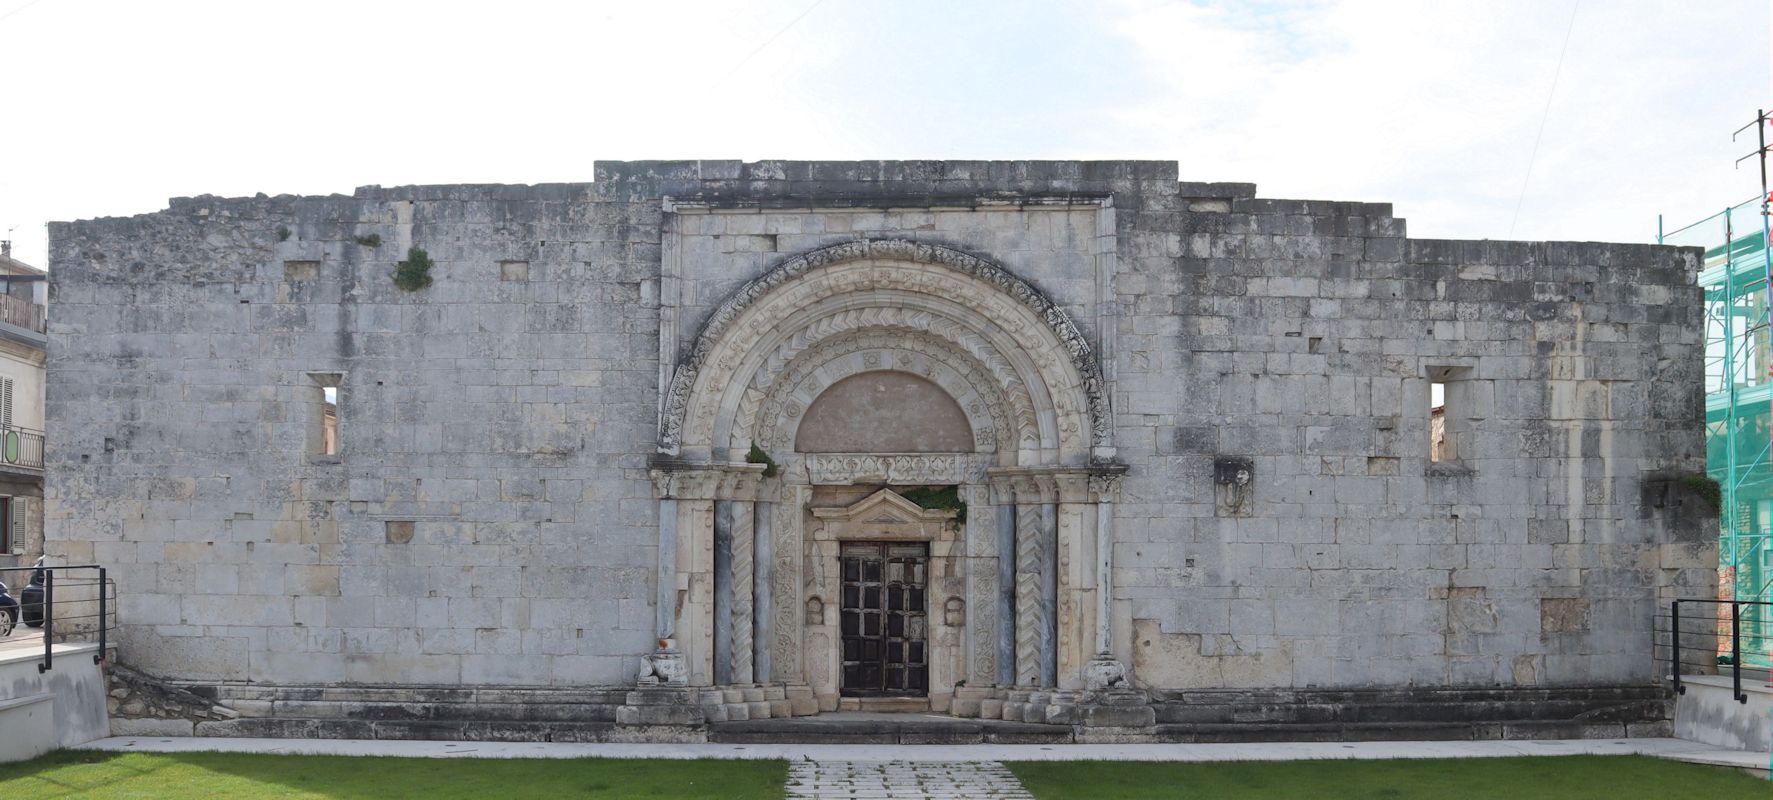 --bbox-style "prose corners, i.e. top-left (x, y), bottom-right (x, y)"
top-left (785, 760), bottom-right (1034, 799)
